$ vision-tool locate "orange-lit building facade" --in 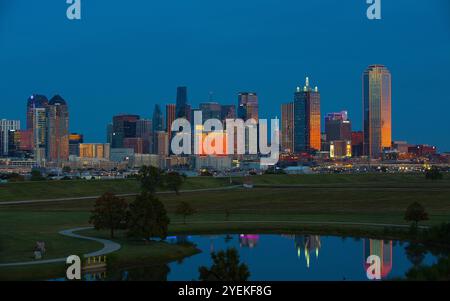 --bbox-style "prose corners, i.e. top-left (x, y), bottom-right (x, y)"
top-left (363, 65), bottom-right (392, 159)
top-left (294, 78), bottom-right (321, 153)
top-left (46, 95), bottom-right (69, 163)
top-left (79, 143), bottom-right (110, 160)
